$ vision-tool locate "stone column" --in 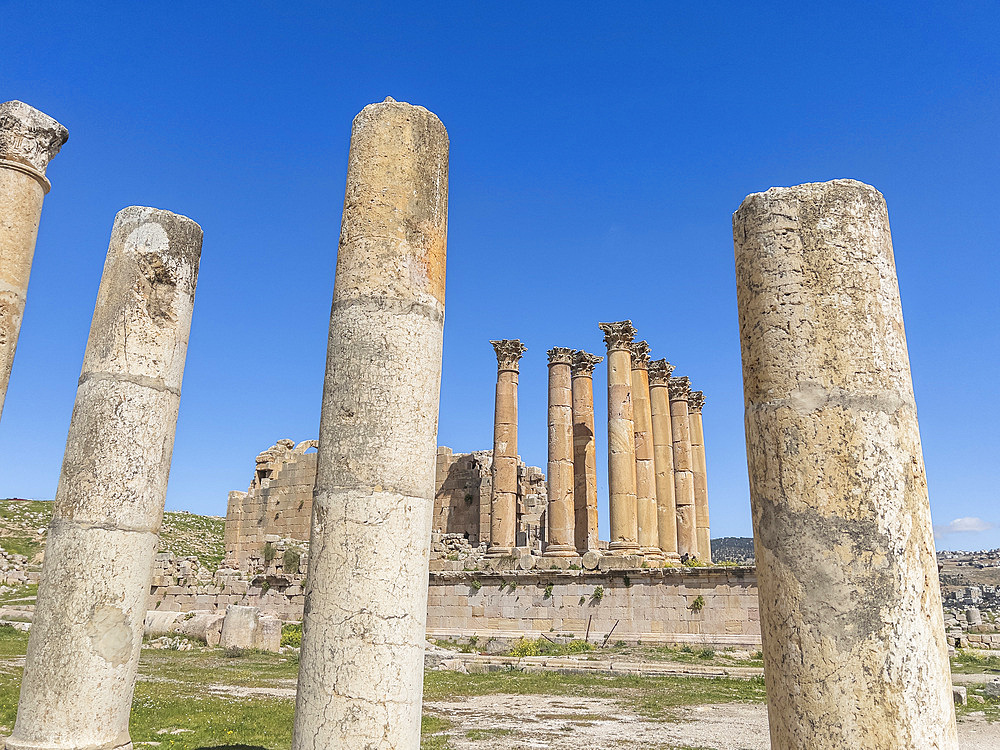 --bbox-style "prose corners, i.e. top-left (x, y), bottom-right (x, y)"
top-left (0, 101), bottom-right (68, 421)
top-left (544, 347), bottom-right (576, 556)
top-left (486, 339), bottom-right (525, 556)
top-left (571, 350), bottom-right (602, 552)
top-left (630, 341), bottom-right (661, 558)
top-left (599, 320), bottom-right (640, 554)
top-left (8, 207), bottom-right (201, 750)
top-left (291, 98), bottom-right (448, 750)
top-left (669, 376), bottom-right (698, 558)
top-left (687, 390), bottom-right (712, 563)
top-left (648, 358), bottom-right (680, 562)
top-left (733, 179), bottom-right (957, 748)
